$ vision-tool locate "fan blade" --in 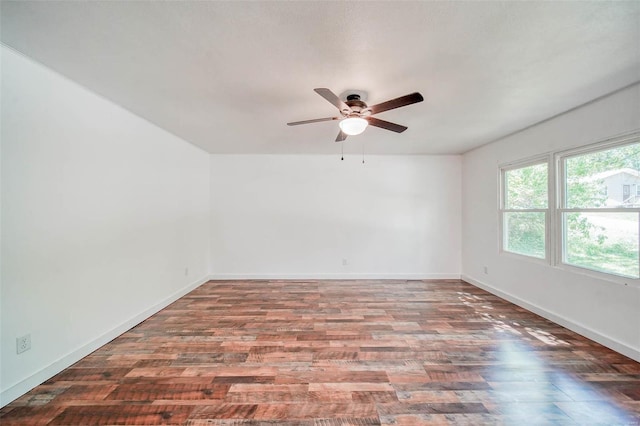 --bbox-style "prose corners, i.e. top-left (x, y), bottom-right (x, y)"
top-left (314, 88), bottom-right (351, 113)
top-left (369, 92), bottom-right (424, 115)
top-left (366, 117), bottom-right (408, 133)
top-left (287, 117), bottom-right (339, 126)
top-left (335, 130), bottom-right (348, 142)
